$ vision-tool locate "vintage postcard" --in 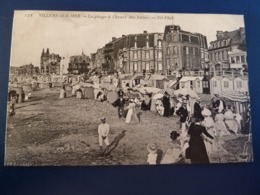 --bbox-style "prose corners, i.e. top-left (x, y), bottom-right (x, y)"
top-left (5, 10), bottom-right (253, 166)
